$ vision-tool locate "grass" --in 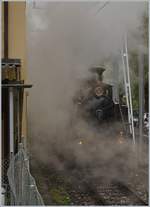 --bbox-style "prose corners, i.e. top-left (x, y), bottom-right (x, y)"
top-left (50, 186), bottom-right (71, 205)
